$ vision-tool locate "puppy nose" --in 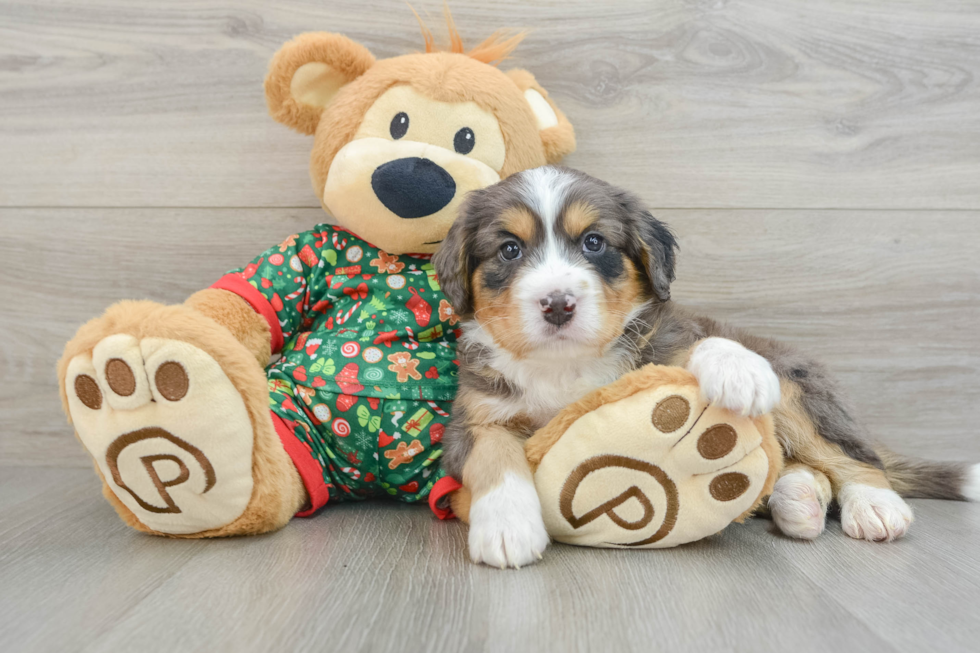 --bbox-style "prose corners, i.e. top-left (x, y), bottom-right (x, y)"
top-left (371, 157), bottom-right (456, 219)
top-left (539, 291), bottom-right (576, 327)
